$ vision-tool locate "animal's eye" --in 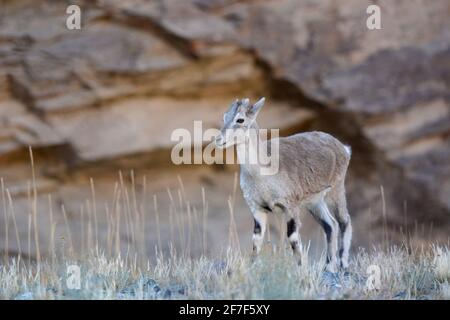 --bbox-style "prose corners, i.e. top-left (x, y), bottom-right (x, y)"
top-left (236, 118), bottom-right (244, 124)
